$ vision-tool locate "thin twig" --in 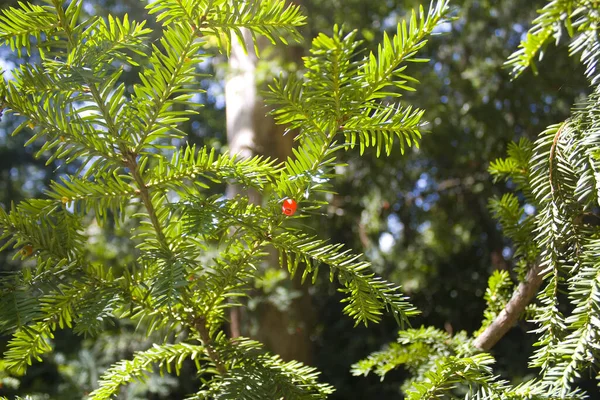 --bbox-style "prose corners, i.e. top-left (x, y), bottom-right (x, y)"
top-left (196, 316), bottom-right (227, 375)
top-left (549, 122), bottom-right (567, 196)
top-left (125, 152), bottom-right (169, 247)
